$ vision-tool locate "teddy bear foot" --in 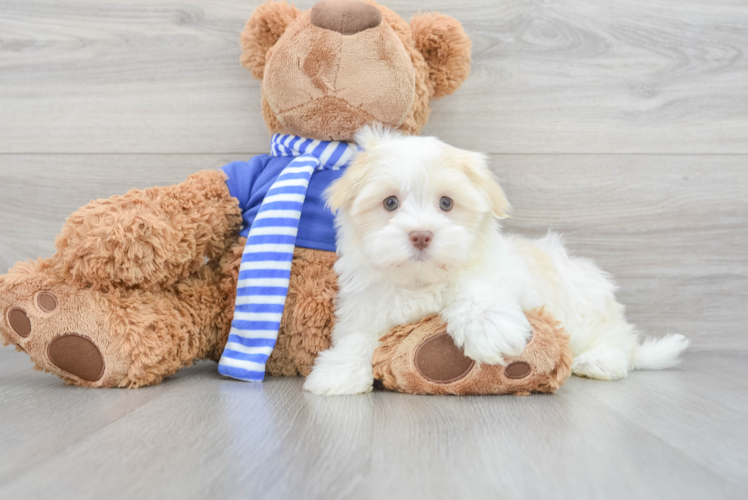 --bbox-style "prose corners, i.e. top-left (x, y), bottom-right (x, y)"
top-left (0, 261), bottom-right (130, 387)
top-left (372, 308), bottom-right (573, 396)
